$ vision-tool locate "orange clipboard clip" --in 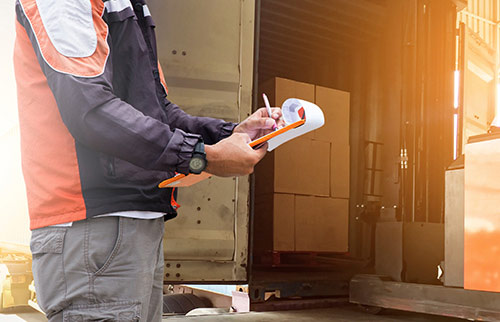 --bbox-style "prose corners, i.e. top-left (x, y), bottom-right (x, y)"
top-left (158, 118), bottom-right (305, 189)
top-left (248, 119), bottom-right (305, 149)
